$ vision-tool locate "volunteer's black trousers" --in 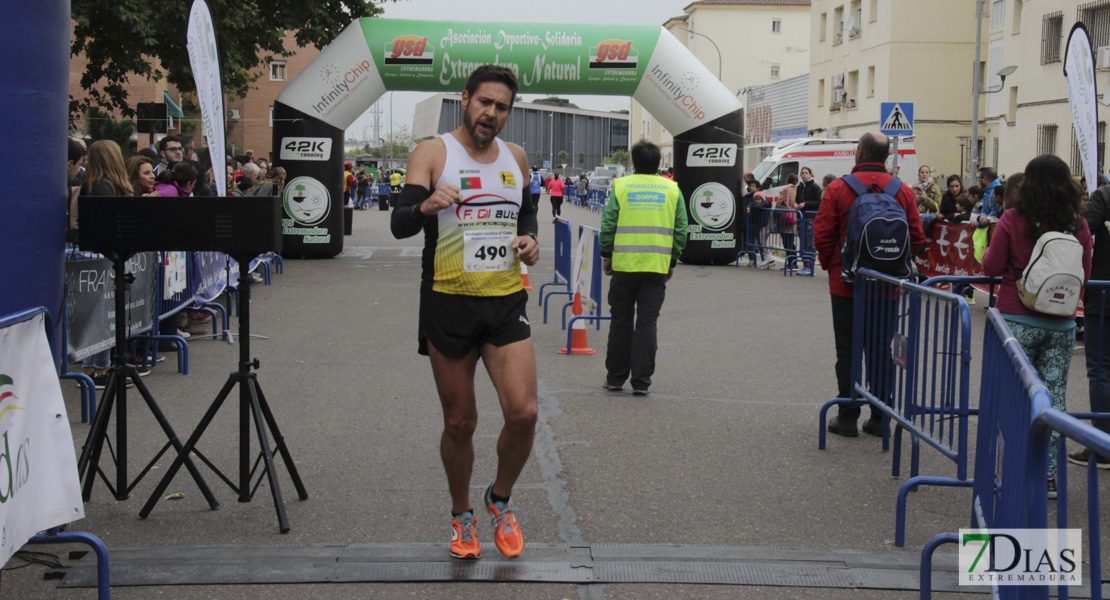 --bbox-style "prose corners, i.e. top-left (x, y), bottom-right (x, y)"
top-left (606, 271), bottom-right (668, 391)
